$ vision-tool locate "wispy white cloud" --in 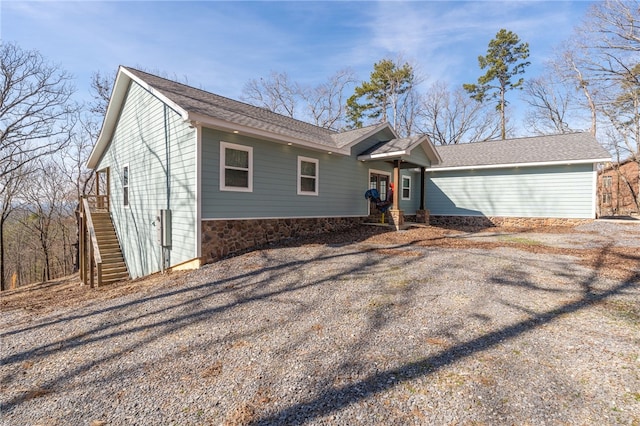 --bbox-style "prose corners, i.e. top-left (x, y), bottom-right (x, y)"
top-left (356, 1), bottom-right (591, 86)
top-left (2, 0), bottom-right (593, 118)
